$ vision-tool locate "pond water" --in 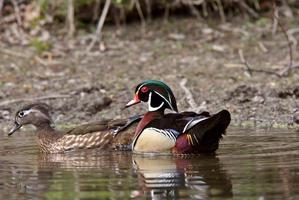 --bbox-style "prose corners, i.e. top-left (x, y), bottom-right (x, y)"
top-left (0, 128), bottom-right (298, 200)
